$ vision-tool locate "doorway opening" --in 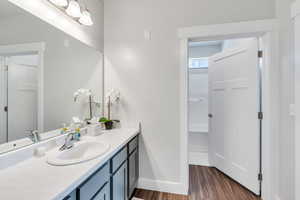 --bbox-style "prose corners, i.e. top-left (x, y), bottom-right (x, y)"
top-left (178, 19), bottom-right (278, 200)
top-left (187, 37), bottom-right (262, 198)
top-left (0, 54), bottom-right (40, 144)
top-left (0, 42), bottom-right (45, 146)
